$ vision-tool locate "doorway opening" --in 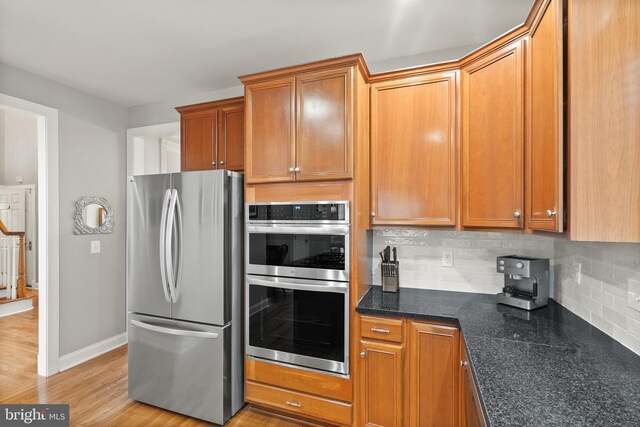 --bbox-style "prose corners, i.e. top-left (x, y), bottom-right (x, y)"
top-left (0, 93), bottom-right (60, 378)
top-left (127, 122), bottom-right (180, 176)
